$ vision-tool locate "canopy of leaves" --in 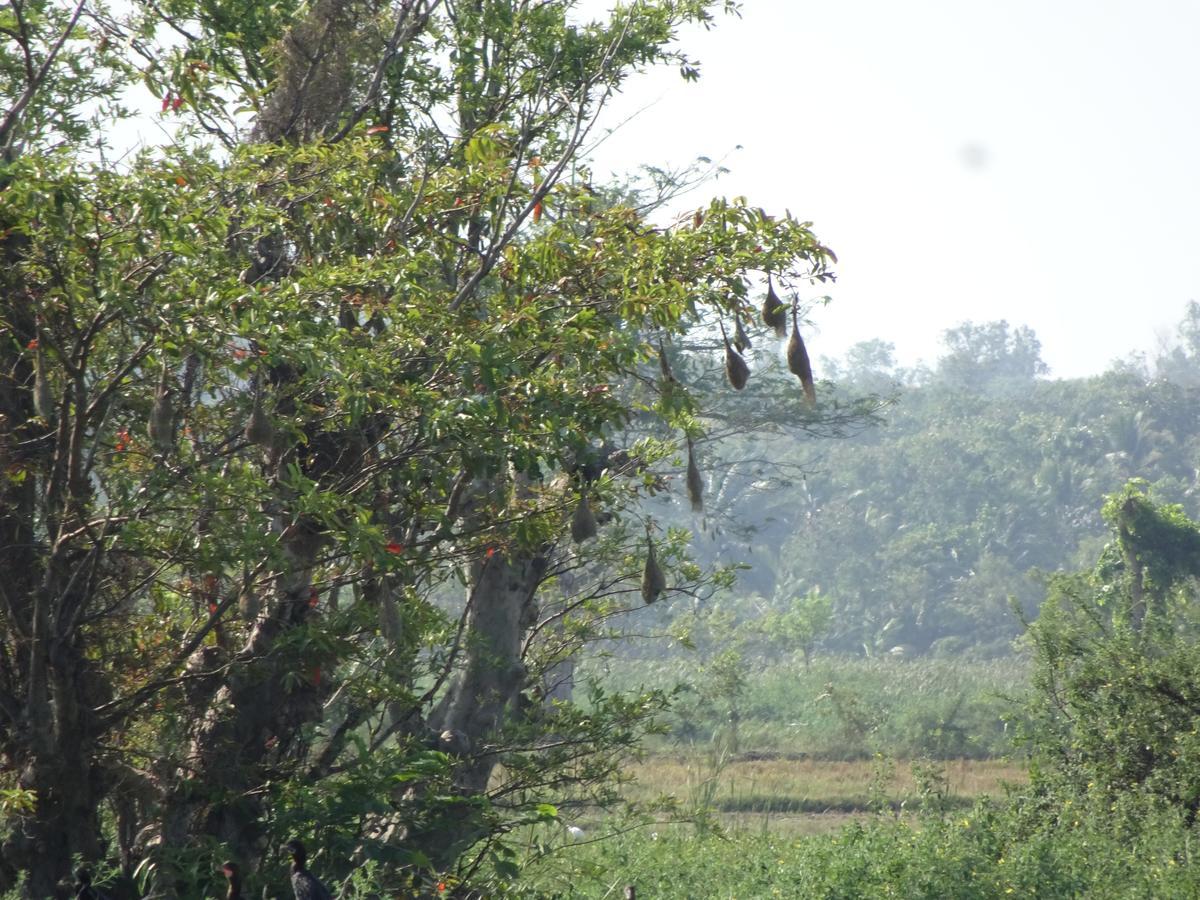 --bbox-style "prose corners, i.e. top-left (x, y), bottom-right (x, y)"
top-left (0, 0), bottom-right (855, 894)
